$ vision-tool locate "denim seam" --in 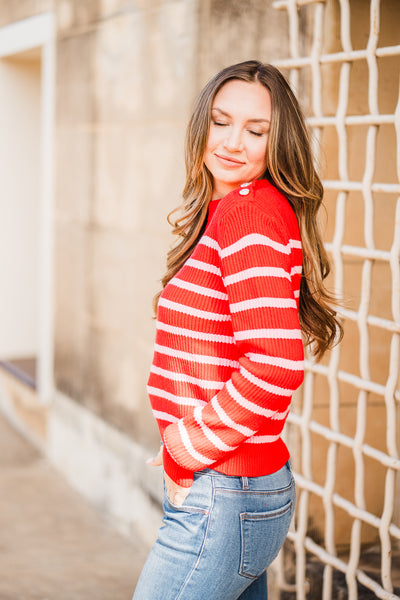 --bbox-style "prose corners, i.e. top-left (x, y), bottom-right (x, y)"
top-left (239, 516), bottom-right (255, 580)
top-left (175, 478), bottom-right (216, 600)
top-left (240, 499), bottom-right (293, 521)
top-left (214, 480), bottom-right (294, 496)
top-left (164, 495), bottom-right (209, 514)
